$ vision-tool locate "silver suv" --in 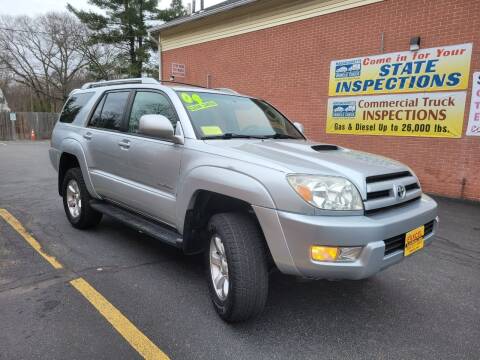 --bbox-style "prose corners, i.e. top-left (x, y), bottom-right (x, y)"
top-left (50, 78), bottom-right (438, 322)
